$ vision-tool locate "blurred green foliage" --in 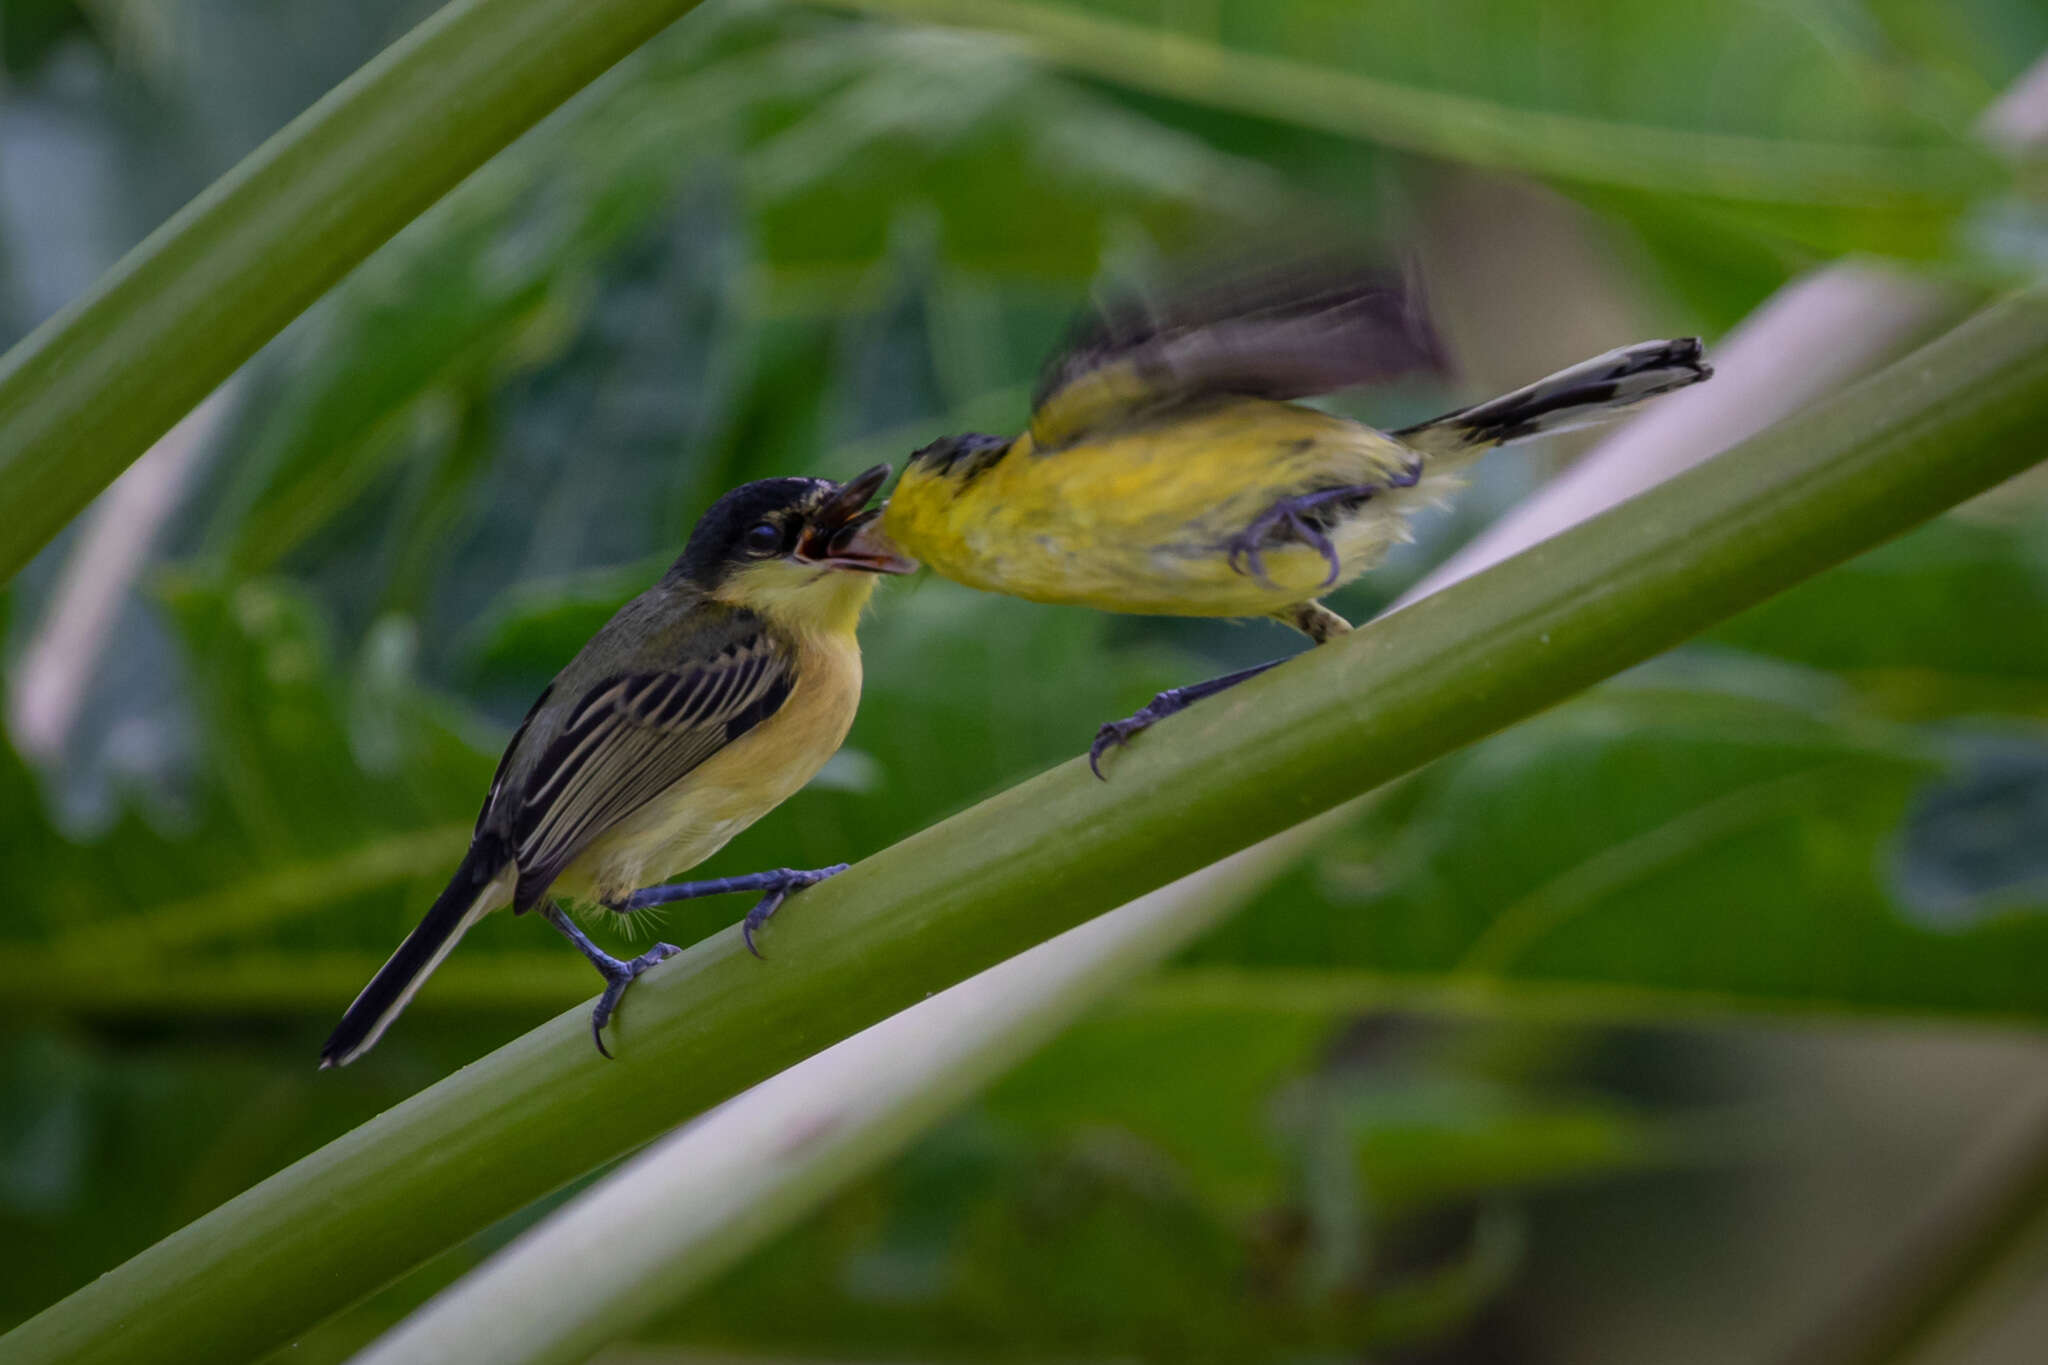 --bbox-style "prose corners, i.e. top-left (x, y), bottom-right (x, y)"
top-left (1, 0), bottom-right (2046, 1360)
